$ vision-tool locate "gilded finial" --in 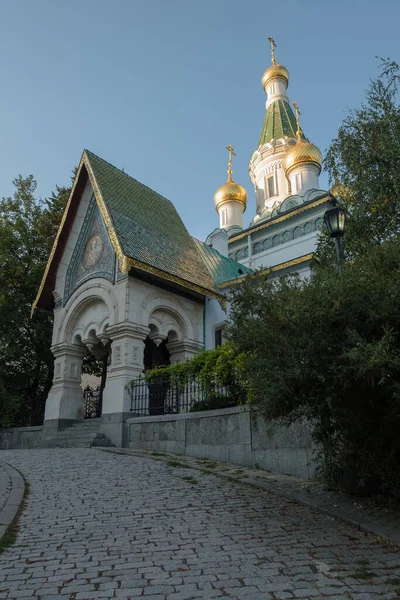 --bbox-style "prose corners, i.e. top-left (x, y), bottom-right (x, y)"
top-left (268, 36), bottom-right (277, 65)
top-left (292, 102), bottom-right (302, 142)
top-left (225, 144), bottom-right (236, 181)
